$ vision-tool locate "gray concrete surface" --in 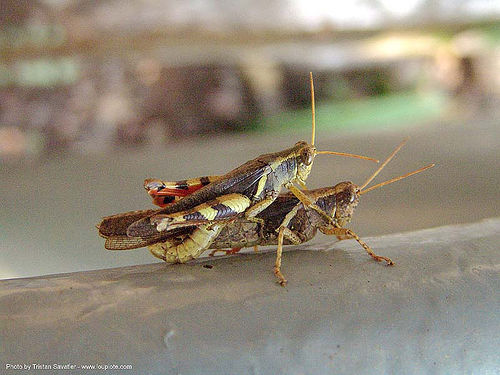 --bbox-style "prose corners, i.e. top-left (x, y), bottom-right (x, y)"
top-left (1, 218), bottom-right (499, 374)
top-left (1, 112), bottom-right (499, 279)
